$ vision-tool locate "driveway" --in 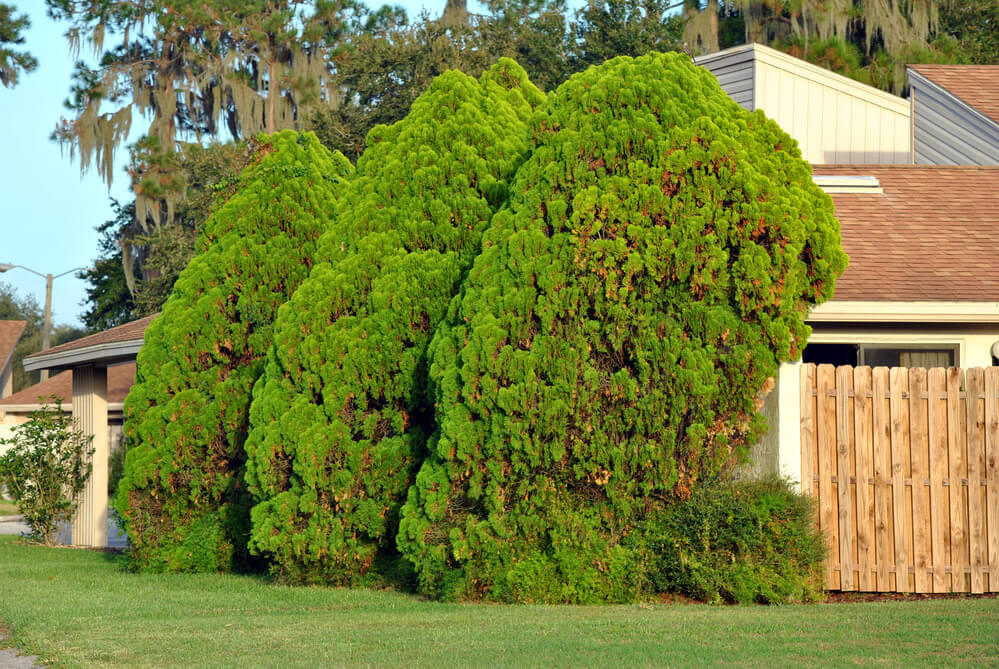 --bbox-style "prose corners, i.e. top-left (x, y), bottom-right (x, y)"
top-left (0, 515), bottom-right (128, 548)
